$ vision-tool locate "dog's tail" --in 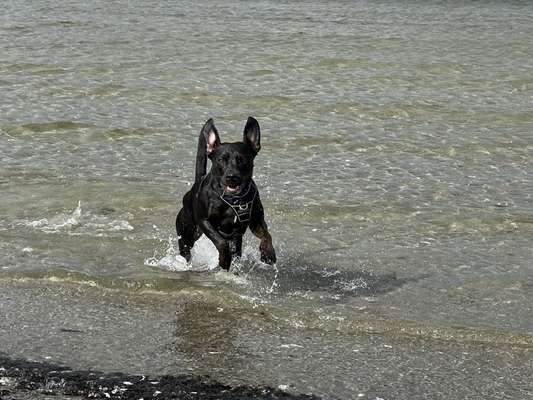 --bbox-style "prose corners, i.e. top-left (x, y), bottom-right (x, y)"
top-left (195, 118), bottom-right (219, 183)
